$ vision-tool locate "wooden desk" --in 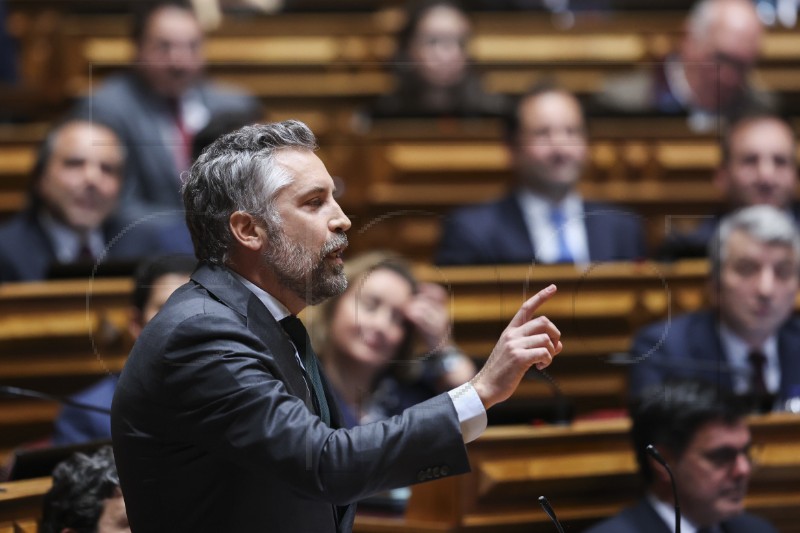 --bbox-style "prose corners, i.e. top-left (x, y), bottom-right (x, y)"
top-left (356, 413), bottom-right (800, 533)
top-left (0, 278), bottom-right (132, 459)
top-left (3, 415), bottom-right (798, 533)
top-left (0, 477), bottom-right (49, 533)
